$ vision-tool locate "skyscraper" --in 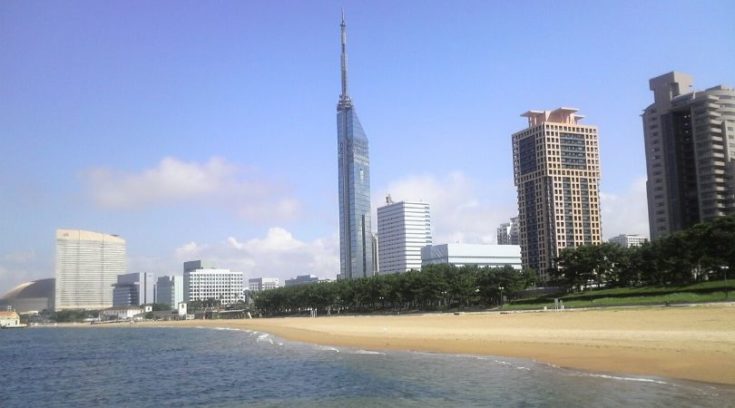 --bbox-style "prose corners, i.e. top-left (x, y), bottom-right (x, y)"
top-left (337, 13), bottom-right (374, 279)
top-left (377, 195), bottom-right (432, 274)
top-left (55, 229), bottom-right (126, 310)
top-left (156, 275), bottom-right (183, 310)
top-left (643, 72), bottom-right (735, 240)
top-left (512, 108), bottom-right (602, 282)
